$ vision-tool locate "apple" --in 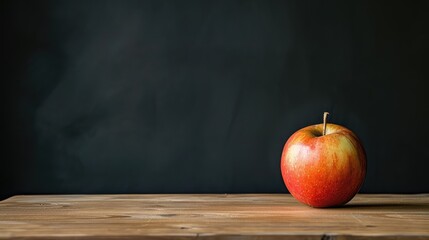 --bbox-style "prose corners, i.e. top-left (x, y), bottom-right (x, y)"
top-left (280, 112), bottom-right (366, 208)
